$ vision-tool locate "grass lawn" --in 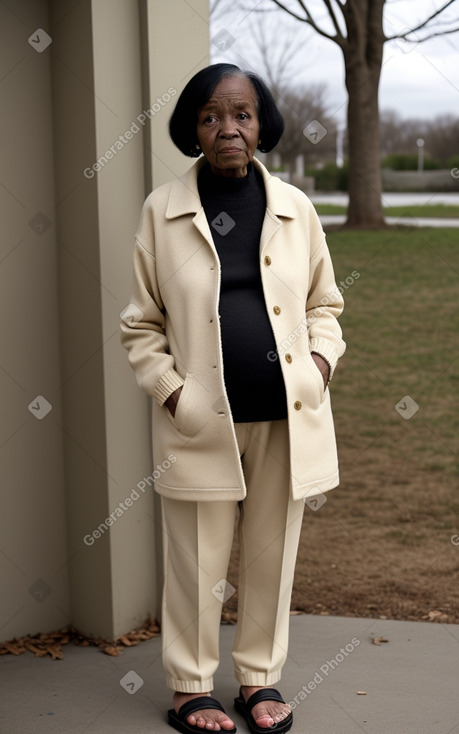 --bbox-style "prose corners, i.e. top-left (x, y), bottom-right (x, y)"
top-left (226, 228), bottom-right (459, 625)
top-left (314, 203), bottom-right (459, 219)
